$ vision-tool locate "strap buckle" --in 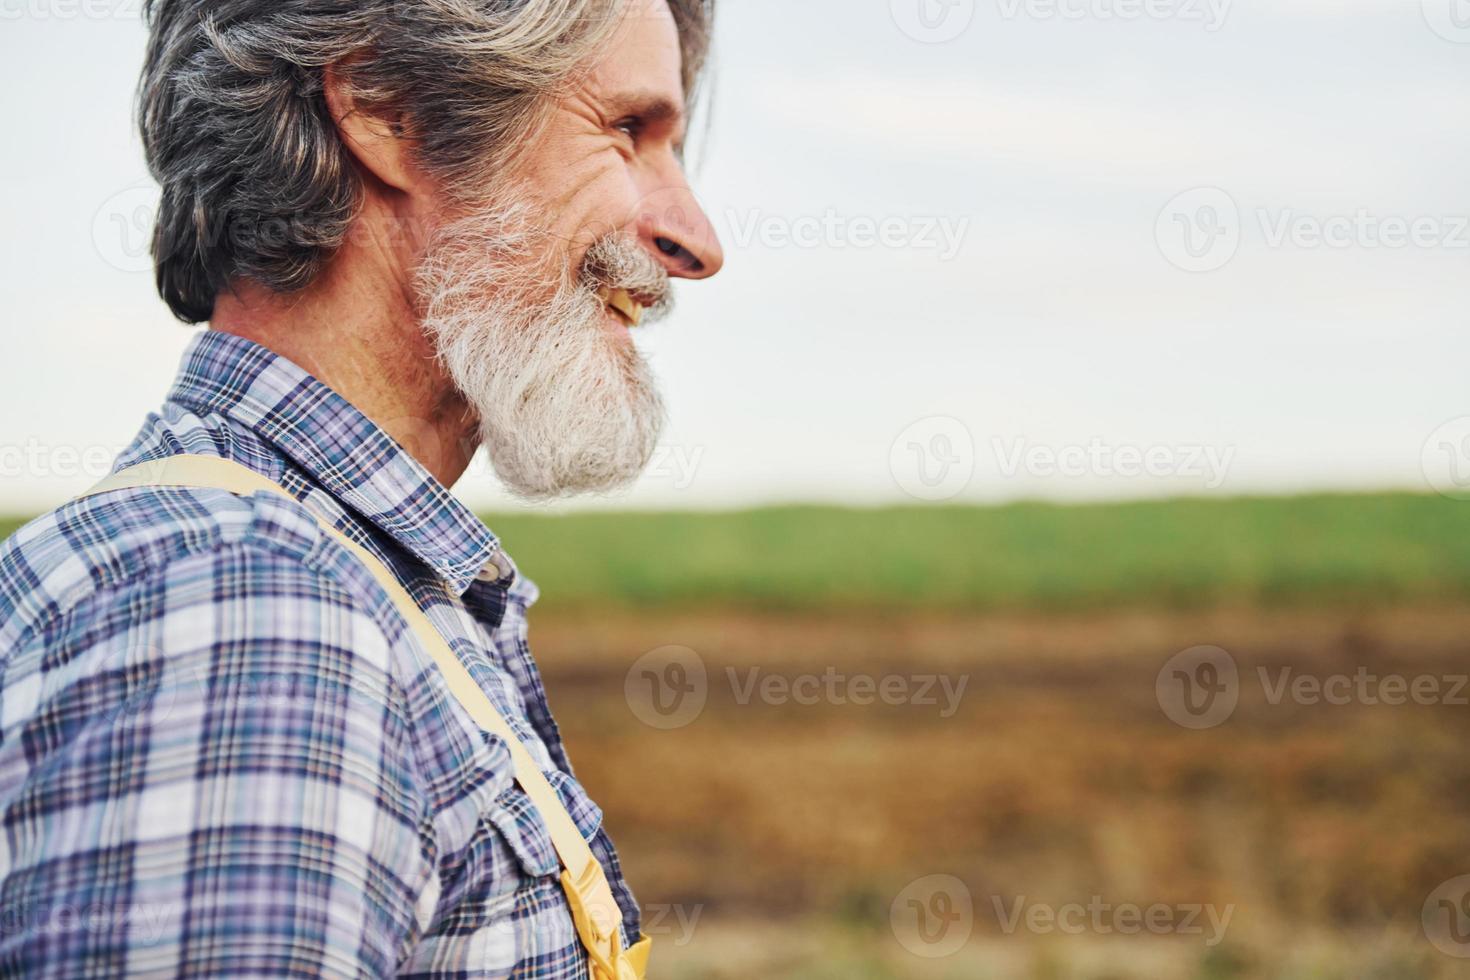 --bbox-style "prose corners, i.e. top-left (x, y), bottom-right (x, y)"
top-left (561, 862), bottom-right (641, 980)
